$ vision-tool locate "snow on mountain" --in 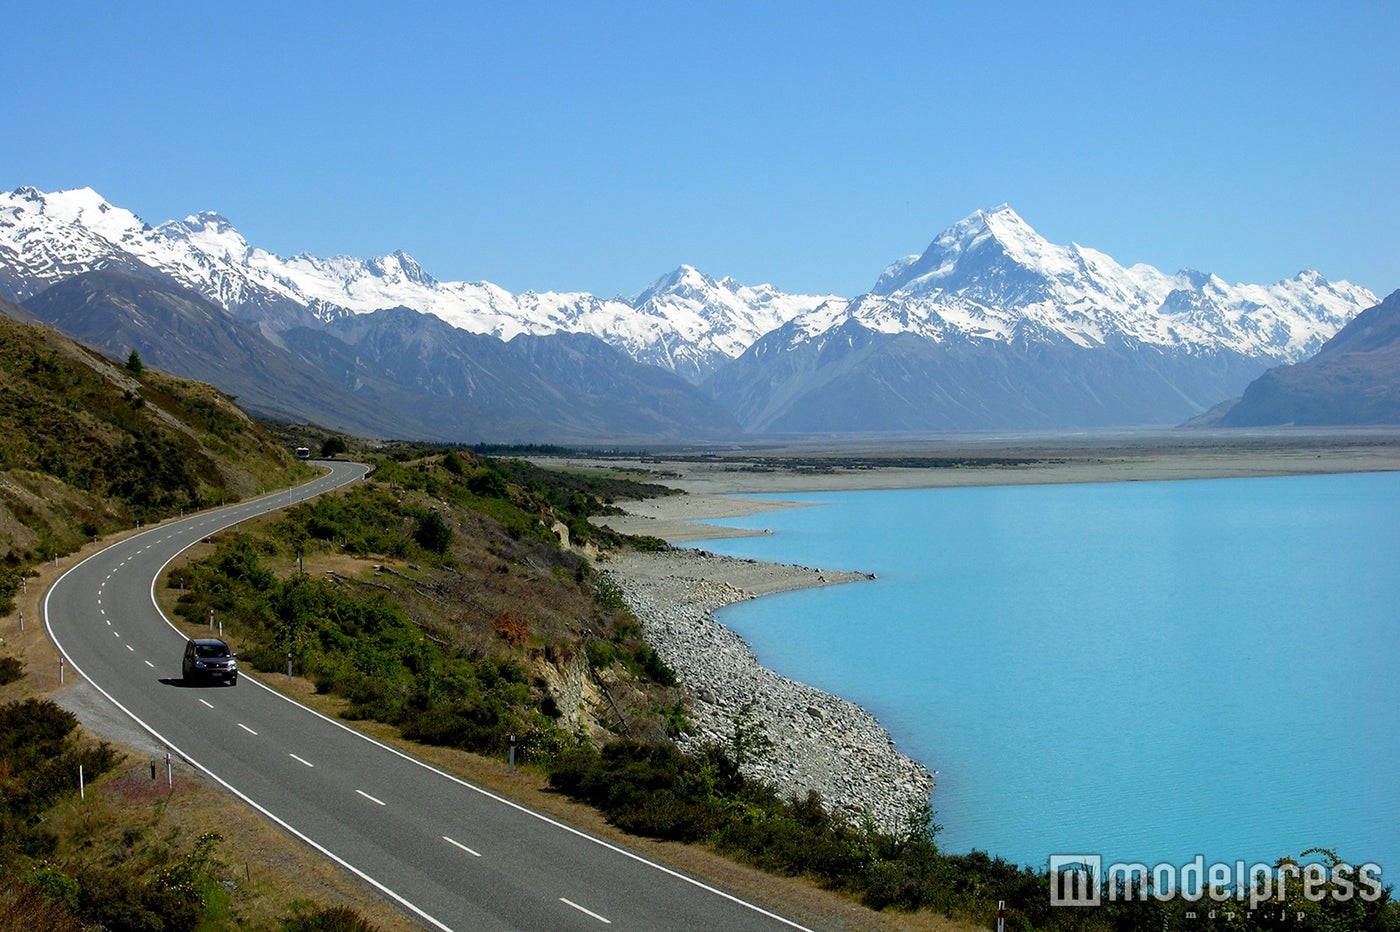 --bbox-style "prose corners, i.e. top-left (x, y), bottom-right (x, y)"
top-left (710, 206), bottom-right (1379, 433)
top-left (1, 187), bottom-right (1378, 400)
top-left (0, 187), bottom-right (831, 382)
top-left (621, 265), bottom-right (839, 379)
top-left (0, 186), bottom-right (157, 300)
top-left (832, 204), bottom-right (1375, 361)
top-left (0, 187), bottom-right (321, 326)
